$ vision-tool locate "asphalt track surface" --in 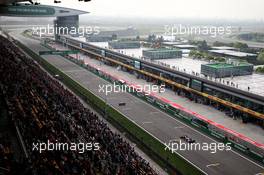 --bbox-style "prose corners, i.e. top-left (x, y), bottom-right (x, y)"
top-left (12, 32), bottom-right (264, 175)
